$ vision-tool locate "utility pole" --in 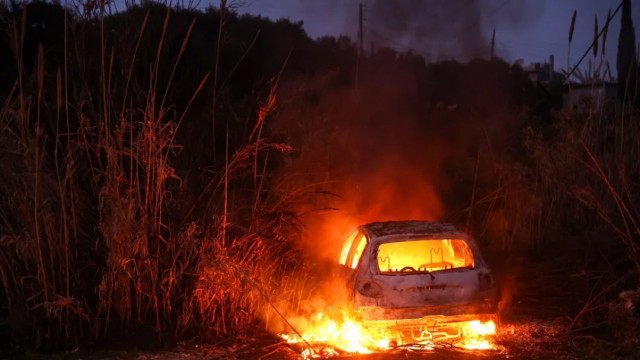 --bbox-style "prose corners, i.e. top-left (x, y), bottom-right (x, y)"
top-left (355, 3), bottom-right (363, 90)
top-left (358, 3), bottom-right (364, 54)
top-left (490, 28), bottom-right (495, 59)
